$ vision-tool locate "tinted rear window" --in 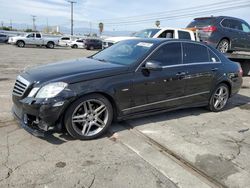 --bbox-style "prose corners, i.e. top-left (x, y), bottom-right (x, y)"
top-left (178, 31), bottom-right (191, 40)
top-left (183, 43), bottom-right (209, 64)
top-left (187, 18), bottom-right (216, 28)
